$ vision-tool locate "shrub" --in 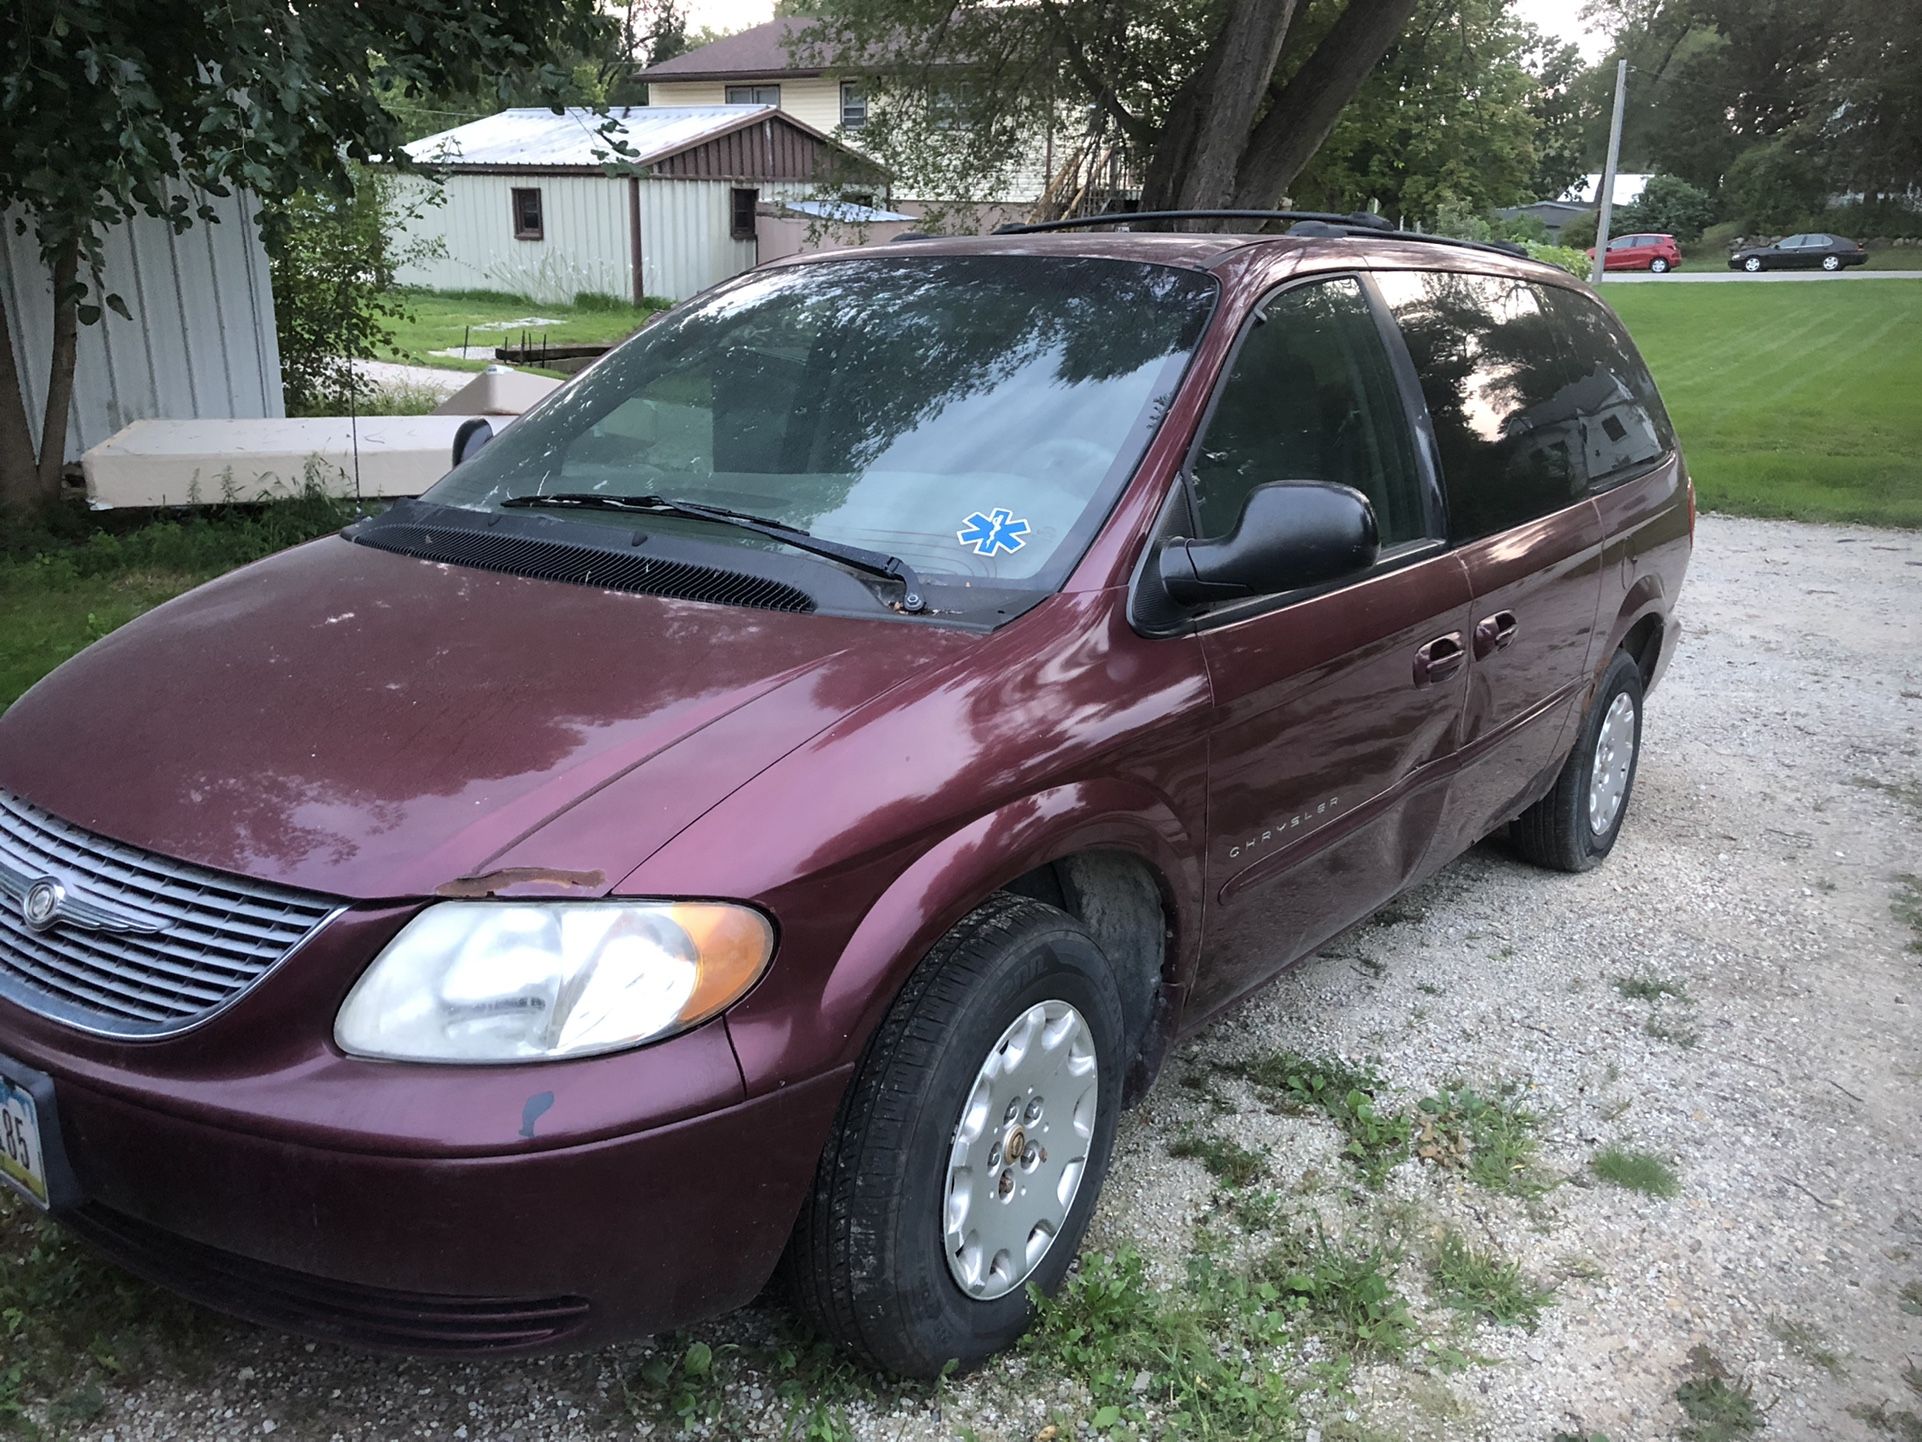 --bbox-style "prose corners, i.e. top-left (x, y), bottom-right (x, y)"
top-left (1619, 174), bottom-right (1715, 243)
top-left (1558, 210), bottom-right (1598, 251)
top-left (1526, 242), bottom-right (1589, 277)
top-left (264, 168), bottom-right (444, 417)
top-left (1722, 140), bottom-right (1828, 231)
